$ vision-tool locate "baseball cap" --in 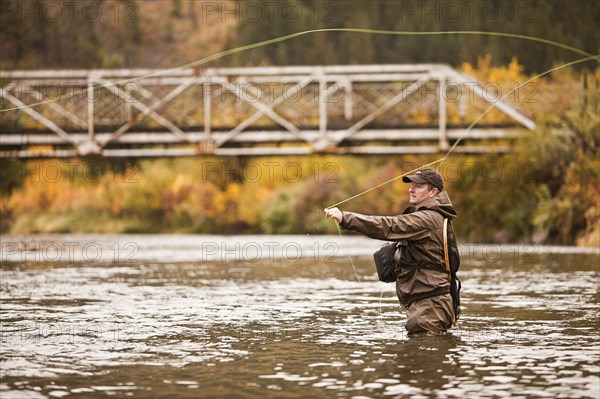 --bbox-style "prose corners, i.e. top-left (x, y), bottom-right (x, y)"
top-left (402, 168), bottom-right (444, 191)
